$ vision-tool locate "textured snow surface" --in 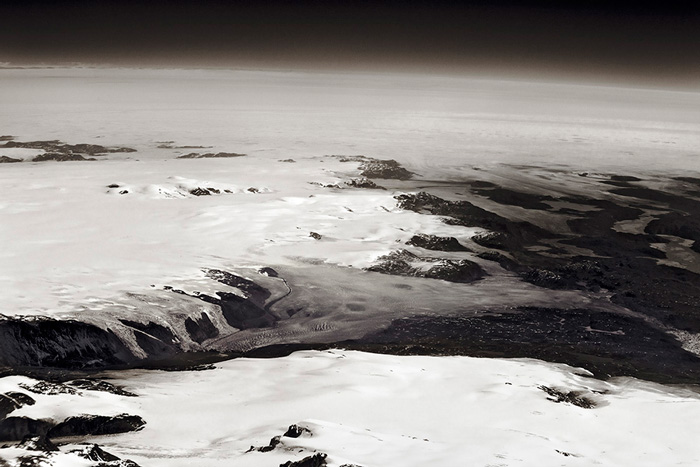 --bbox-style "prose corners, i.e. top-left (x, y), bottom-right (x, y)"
top-left (1, 67), bottom-right (698, 317)
top-left (0, 155), bottom-right (467, 316)
top-left (2, 350), bottom-right (700, 466)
